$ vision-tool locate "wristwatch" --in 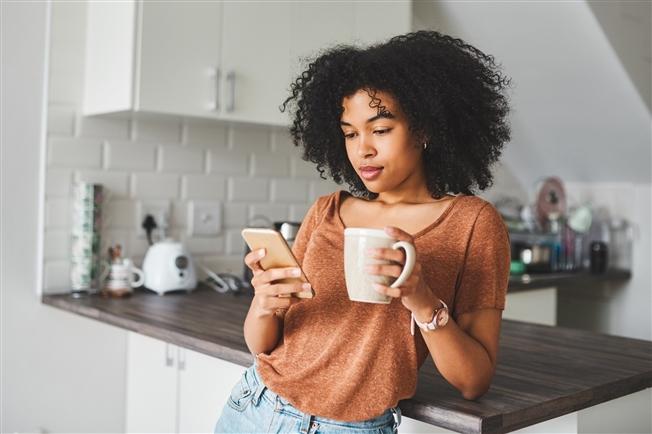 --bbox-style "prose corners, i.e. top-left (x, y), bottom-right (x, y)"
top-left (410, 299), bottom-right (449, 335)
